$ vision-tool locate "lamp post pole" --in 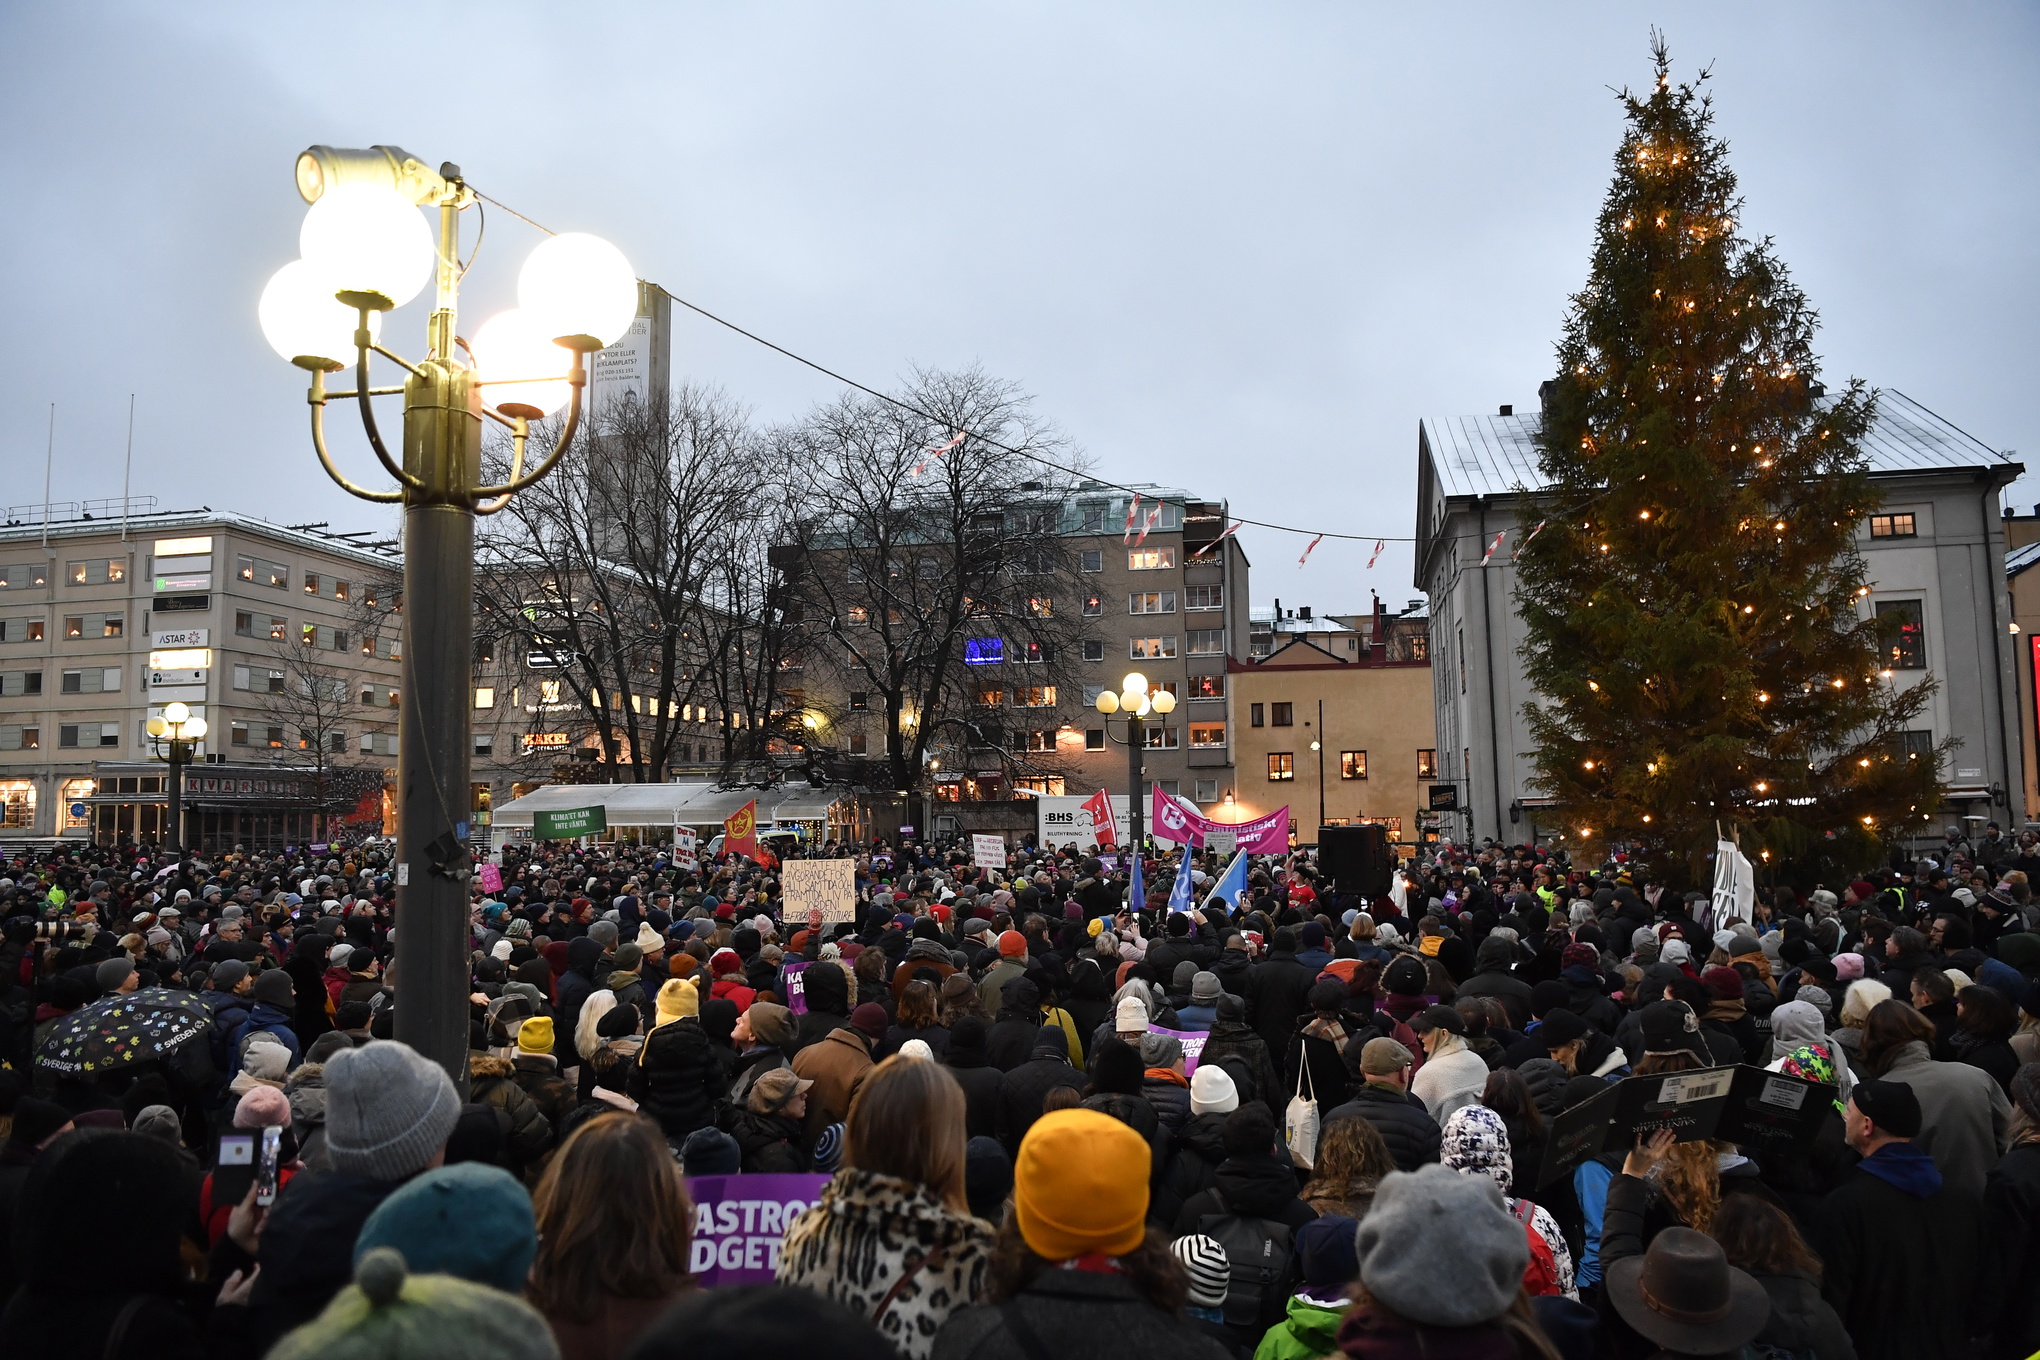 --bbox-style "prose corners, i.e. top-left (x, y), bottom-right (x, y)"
top-left (166, 738), bottom-right (185, 853)
top-left (1127, 709), bottom-right (1145, 851)
top-left (264, 145), bottom-right (627, 1086)
top-left (148, 702), bottom-right (205, 854)
top-left (1315, 698), bottom-right (1326, 829)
